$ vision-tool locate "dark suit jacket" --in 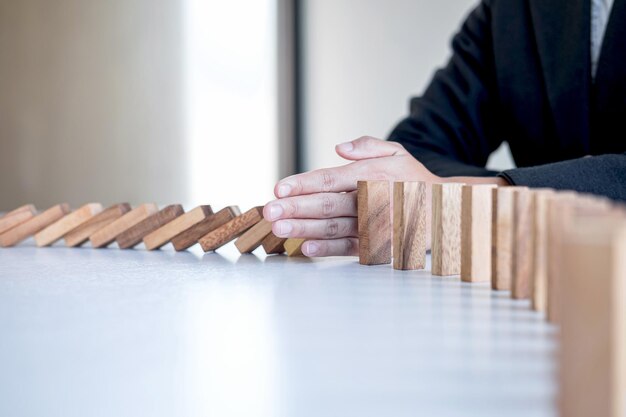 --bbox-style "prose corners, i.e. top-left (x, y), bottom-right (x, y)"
top-left (388, 0), bottom-right (626, 201)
